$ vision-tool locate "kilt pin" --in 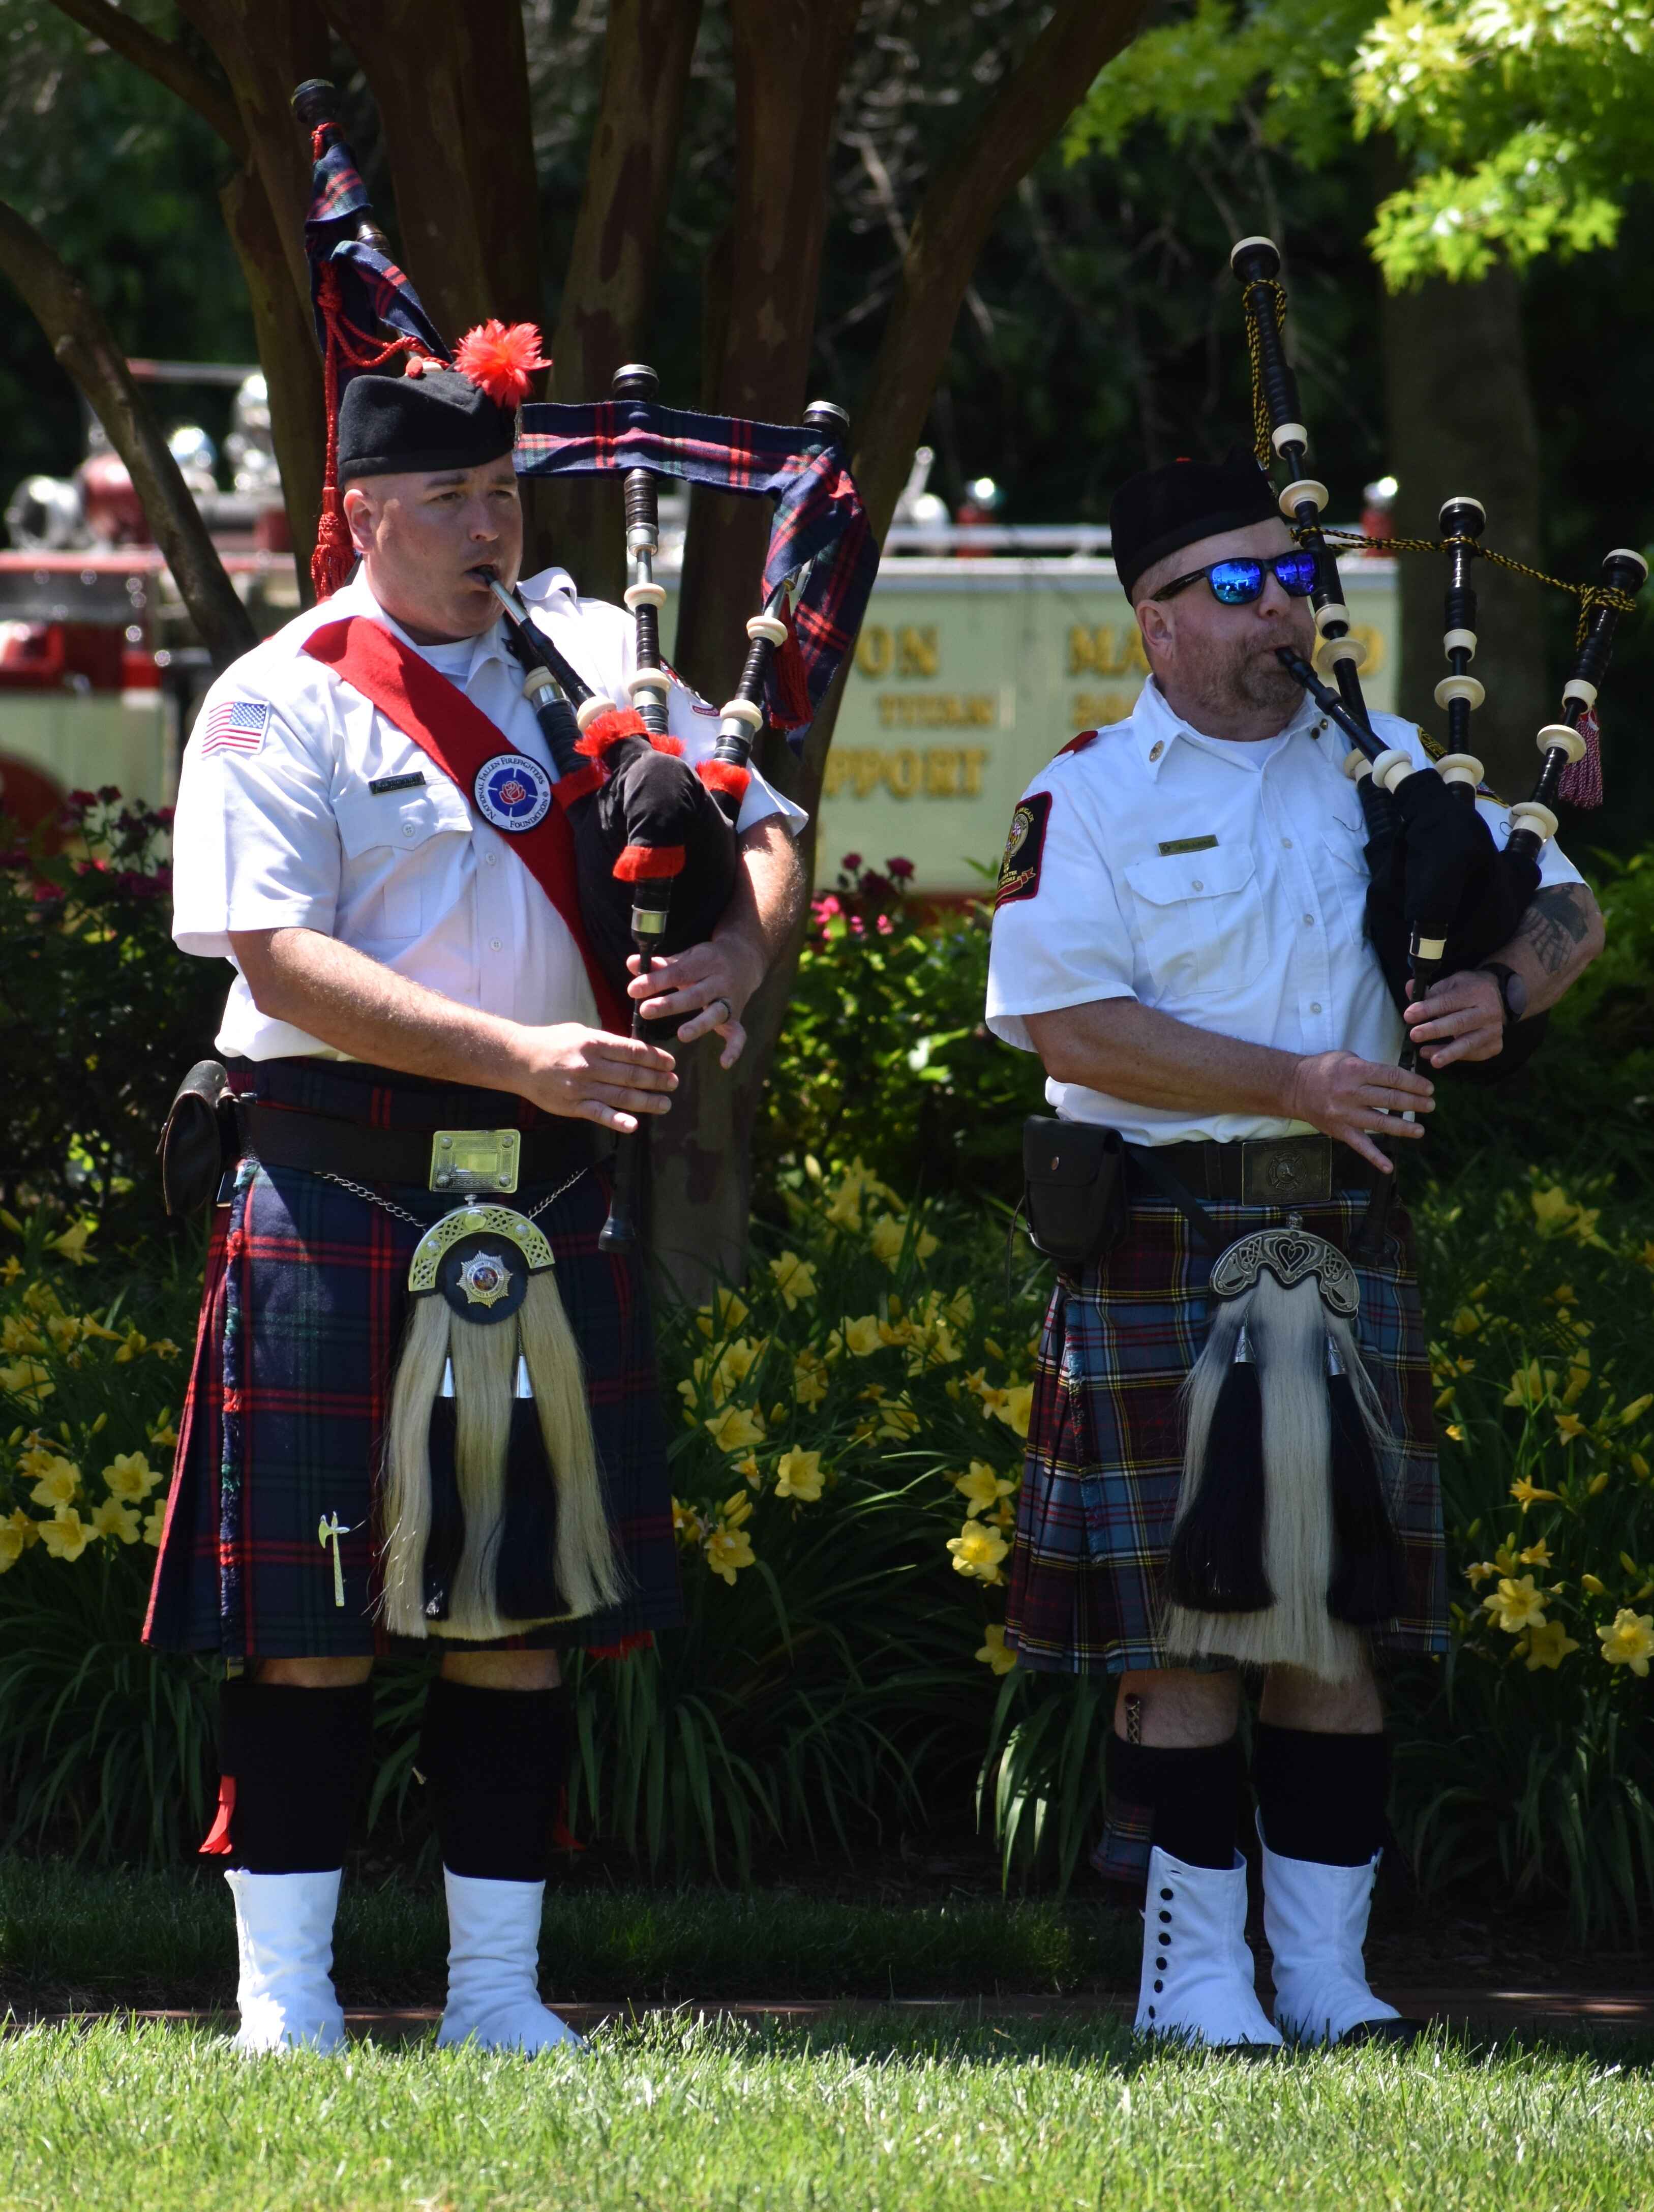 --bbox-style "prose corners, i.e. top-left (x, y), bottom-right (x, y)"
top-left (144, 1057), bottom-right (681, 1661)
